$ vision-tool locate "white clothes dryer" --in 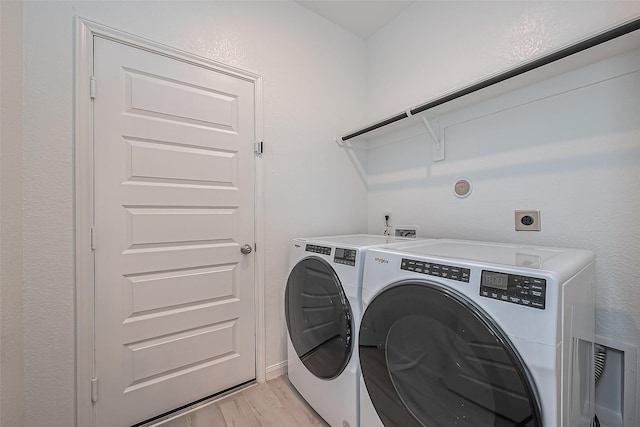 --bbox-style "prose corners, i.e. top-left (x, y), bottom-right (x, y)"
top-left (285, 234), bottom-right (432, 427)
top-left (359, 239), bottom-right (596, 427)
